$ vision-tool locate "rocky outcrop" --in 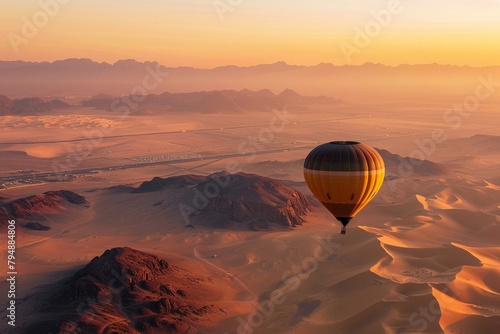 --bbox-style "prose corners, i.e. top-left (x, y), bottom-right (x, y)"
top-left (193, 172), bottom-right (310, 229)
top-left (17, 247), bottom-right (228, 334)
top-left (0, 95), bottom-right (70, 115)
top-left (134, 175), bottom-right (204, 193)
top-left (137, 172), bottom-right (310, 229)
top-left (0, 190), bottom-right (88, 227)
top-left (61, 247), bottom-right (175, 301)
top-left (376, 148), bottom-right (450, 177)
top-left (0, 95), bottom-right (14, 115)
